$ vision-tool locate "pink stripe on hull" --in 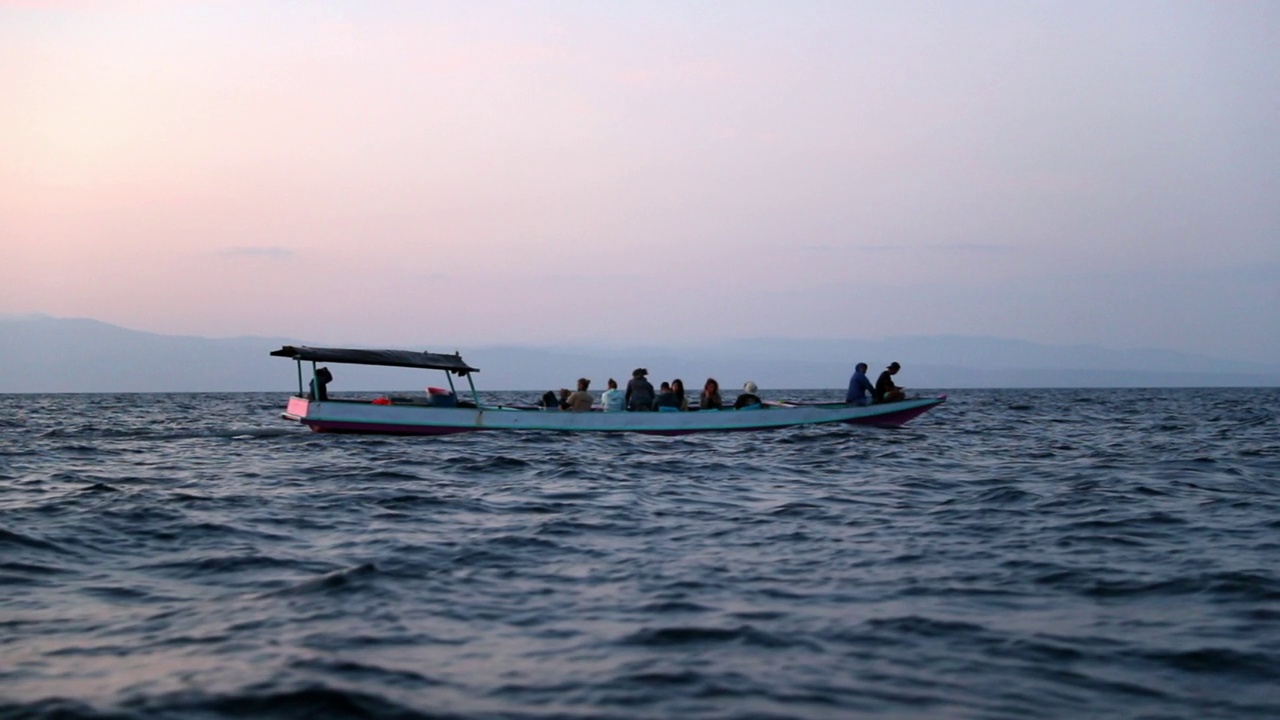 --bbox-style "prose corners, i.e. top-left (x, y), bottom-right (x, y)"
top-left (843, 402), bottom-right (939, 427)
top-left (308, 420), bottom-right (477, 436)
